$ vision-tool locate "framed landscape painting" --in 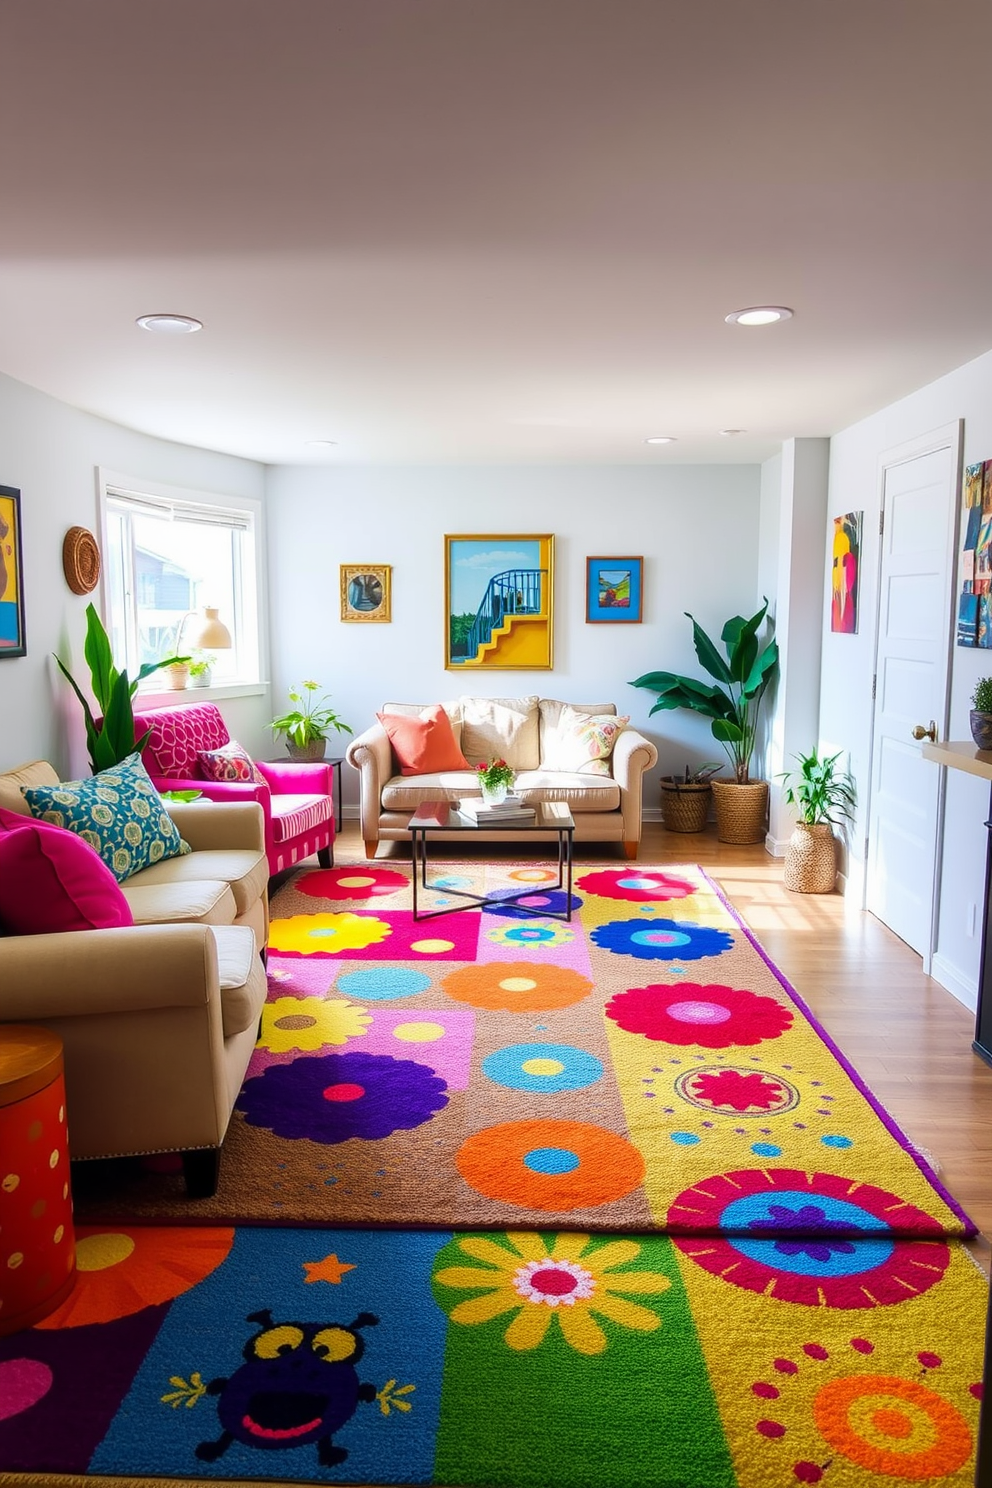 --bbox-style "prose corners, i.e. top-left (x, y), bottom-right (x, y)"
top-left (340, 564), bottom-right (391, 623)
top-left (586, 556), bottom-right (643, 623)
top-left (445, 534), bottom-right (554, 669)
top-left (0, 484), bottom-right (25, 658)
